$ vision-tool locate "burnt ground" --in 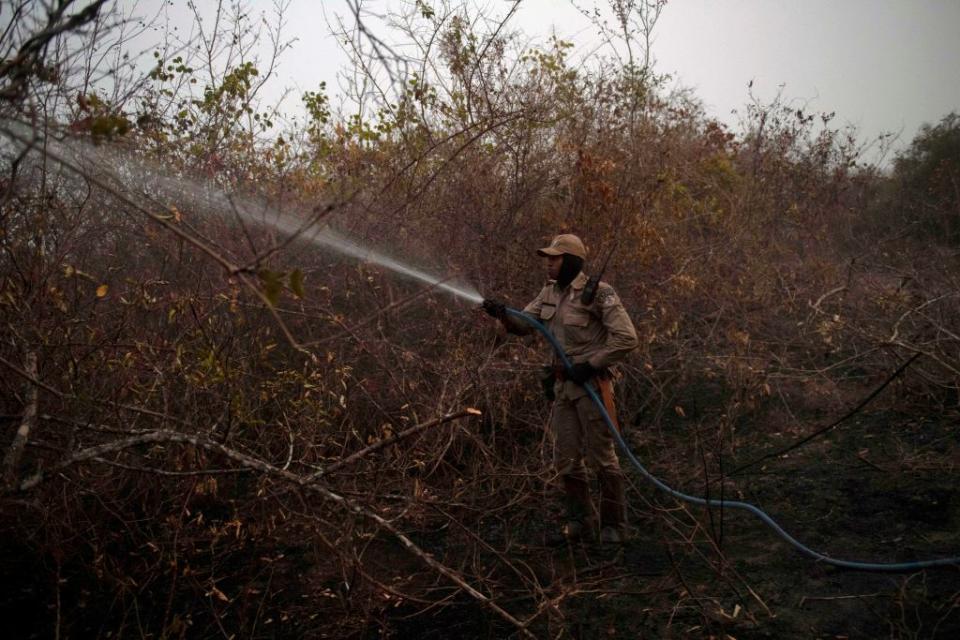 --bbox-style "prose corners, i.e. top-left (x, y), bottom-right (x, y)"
top-left (584, 409), bottom-right (957, 639)
top-left (1, 409), bottom-right (956, 639)
top-left (636, 408), bottom-right (960, 640)
top-left (374, 408), bottom-right (960, 639)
